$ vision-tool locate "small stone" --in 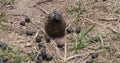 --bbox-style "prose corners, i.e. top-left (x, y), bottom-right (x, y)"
top-left (35, 36), bottom-right (41, 43)
top-left (46, 54), bottom-right (53, 61)
top-left (91, 52), bottom-right (99, 59)
top-left (2, 57), bottom-right (8, 62)
top-left (25, 43), bottom-right (32, 47)
top-left (25, 16), bottom-right (30, 23)
top-left (45, 38), bottom-right (50, 43)
top-left (45, 34), bottom-right (51, 43)
top-left (37, 55), bottom-right (43, 62)
top-left (57, 42), bottom-right (64, 48)
top-left (75, 26), bottom-right (81, 34)
top-left (38, 44), bottom-right (44, 49)
top-left (66, 27), bottom-right (73, 34)
top-left (41, 46), bottom-right (47, 60)
top-left (0, 42), bottom-right (7, 50)
top-left (26, 29), bottom-right (33, 36)
top-left (20, 21), bottom-right (25, 26)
